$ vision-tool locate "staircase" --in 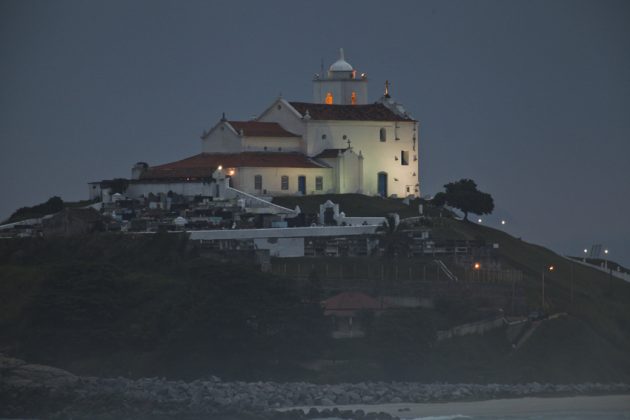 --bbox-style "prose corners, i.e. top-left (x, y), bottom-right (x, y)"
top-left (434, 259), bottom-right (458, 282)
